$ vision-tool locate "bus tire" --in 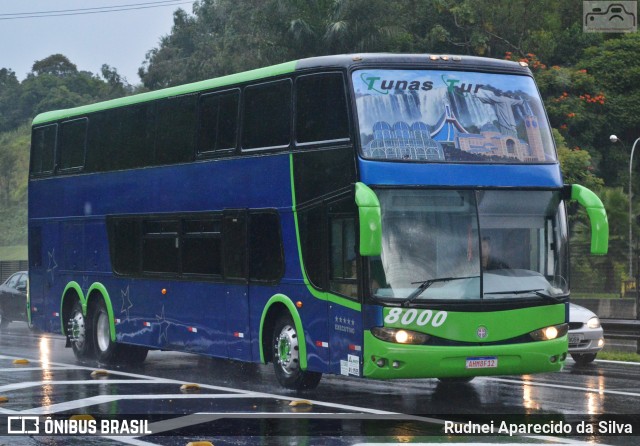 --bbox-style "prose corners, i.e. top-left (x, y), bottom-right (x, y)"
top-left (93, 299), bottom-right (149, 364)
top-left (93, 299), bottom-right (119, 363)
top-left (272, 314), bottom-right (321, 390)
top-left (68, 300), bottom-right (94, 359)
